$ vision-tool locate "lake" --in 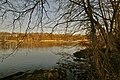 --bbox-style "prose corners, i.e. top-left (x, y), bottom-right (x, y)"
top-left (0, 46), bottom-right (82, 78)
